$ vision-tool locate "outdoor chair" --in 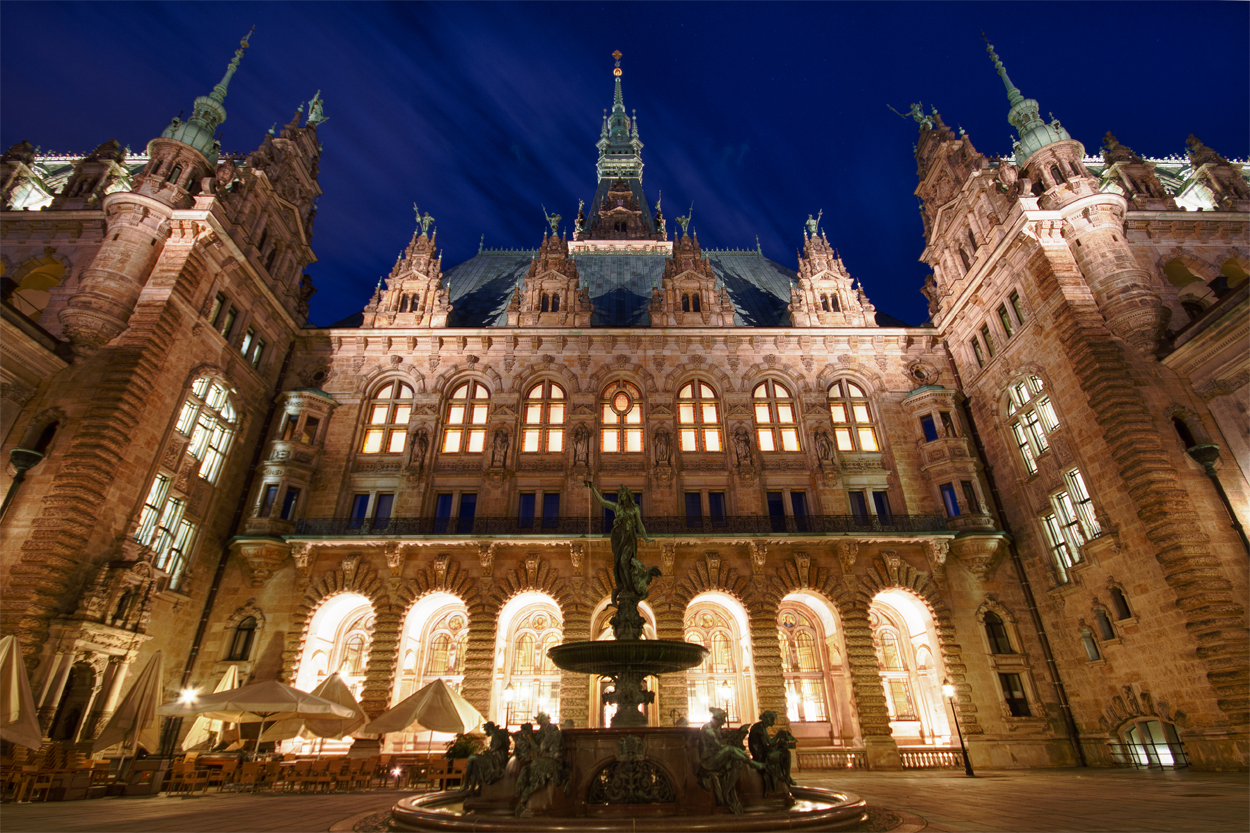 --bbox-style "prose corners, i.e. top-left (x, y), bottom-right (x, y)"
top-left (260, 761), bottom-right (282, 791)
top-left (233, 762), bottom-right (261, 792)
top-left (306, 758), bottom-right (334, 792)
top-left (207, 760), bottom-right (238, 791)
top-left (328, 758), bottom-right (354, 791)
top-left (285, 759), bottom-right (313, 791)
top-left (439, 758), bottom-right (466, 791)
top-left (28, 771), bottom-right (55, 802)
top-left (183, 766), bottom-right (210, 794)
top-left (165, 761), bottom-right (190, 793)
